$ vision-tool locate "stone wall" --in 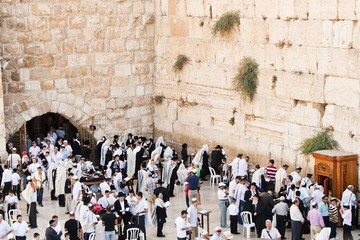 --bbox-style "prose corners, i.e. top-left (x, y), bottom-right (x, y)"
top-left (153, 0), bottom-right (360, 175)
top-left (0, 70), bottom-right (6, 158)
top-left (0, 0), bottom-right (155, 143)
